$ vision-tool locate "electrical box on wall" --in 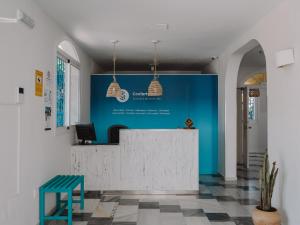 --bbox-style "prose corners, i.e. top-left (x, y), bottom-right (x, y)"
top-left (276, 48), bottom-right (295, 68)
